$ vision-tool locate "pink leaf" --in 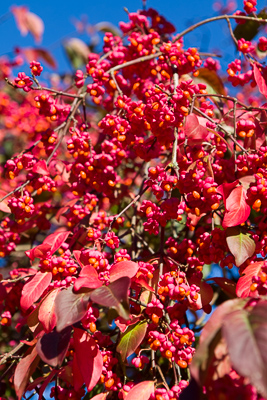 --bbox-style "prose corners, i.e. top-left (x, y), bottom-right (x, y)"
top-left (73, 250), bottom-right (82, 267)
top-left (21, 47), bottom-right (57, 68)
top-left (109, 261), bottom-right (139, 282)
top-left (236, 261), bottom-right (264, 297)
top-left (20, 272), bottom-right (52, 312)
top-left (55, 286), bottom-right (90, 332)
top-left (222, 302), bottom-right (267, 398)
top-left (90, 394), bottom-right (107, 400)
top-left (73, 328), bottom-right (103, 392)
top-left (14, 347), bottom-right (40, 400)
top-left (0, 190), bottom-right (11, 213)
top-left (222, 186), bottom-right (250, 228)
top-left (253, 64), bottom-right (267, 98)
top-left (43, 231), bottom-right (71, 255)
top-left (11, 6), bottom-right (44, 43)
top-left (32, 160), bottom-right (49, 176)
top-left (74, 265), bottom-right (102, 292)
top-left (39, 289), bottom-right (59, 333)
top-left (184, 114), bottom-right (209, 145)
top-left (126, 381), bottom-right (155, 400)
